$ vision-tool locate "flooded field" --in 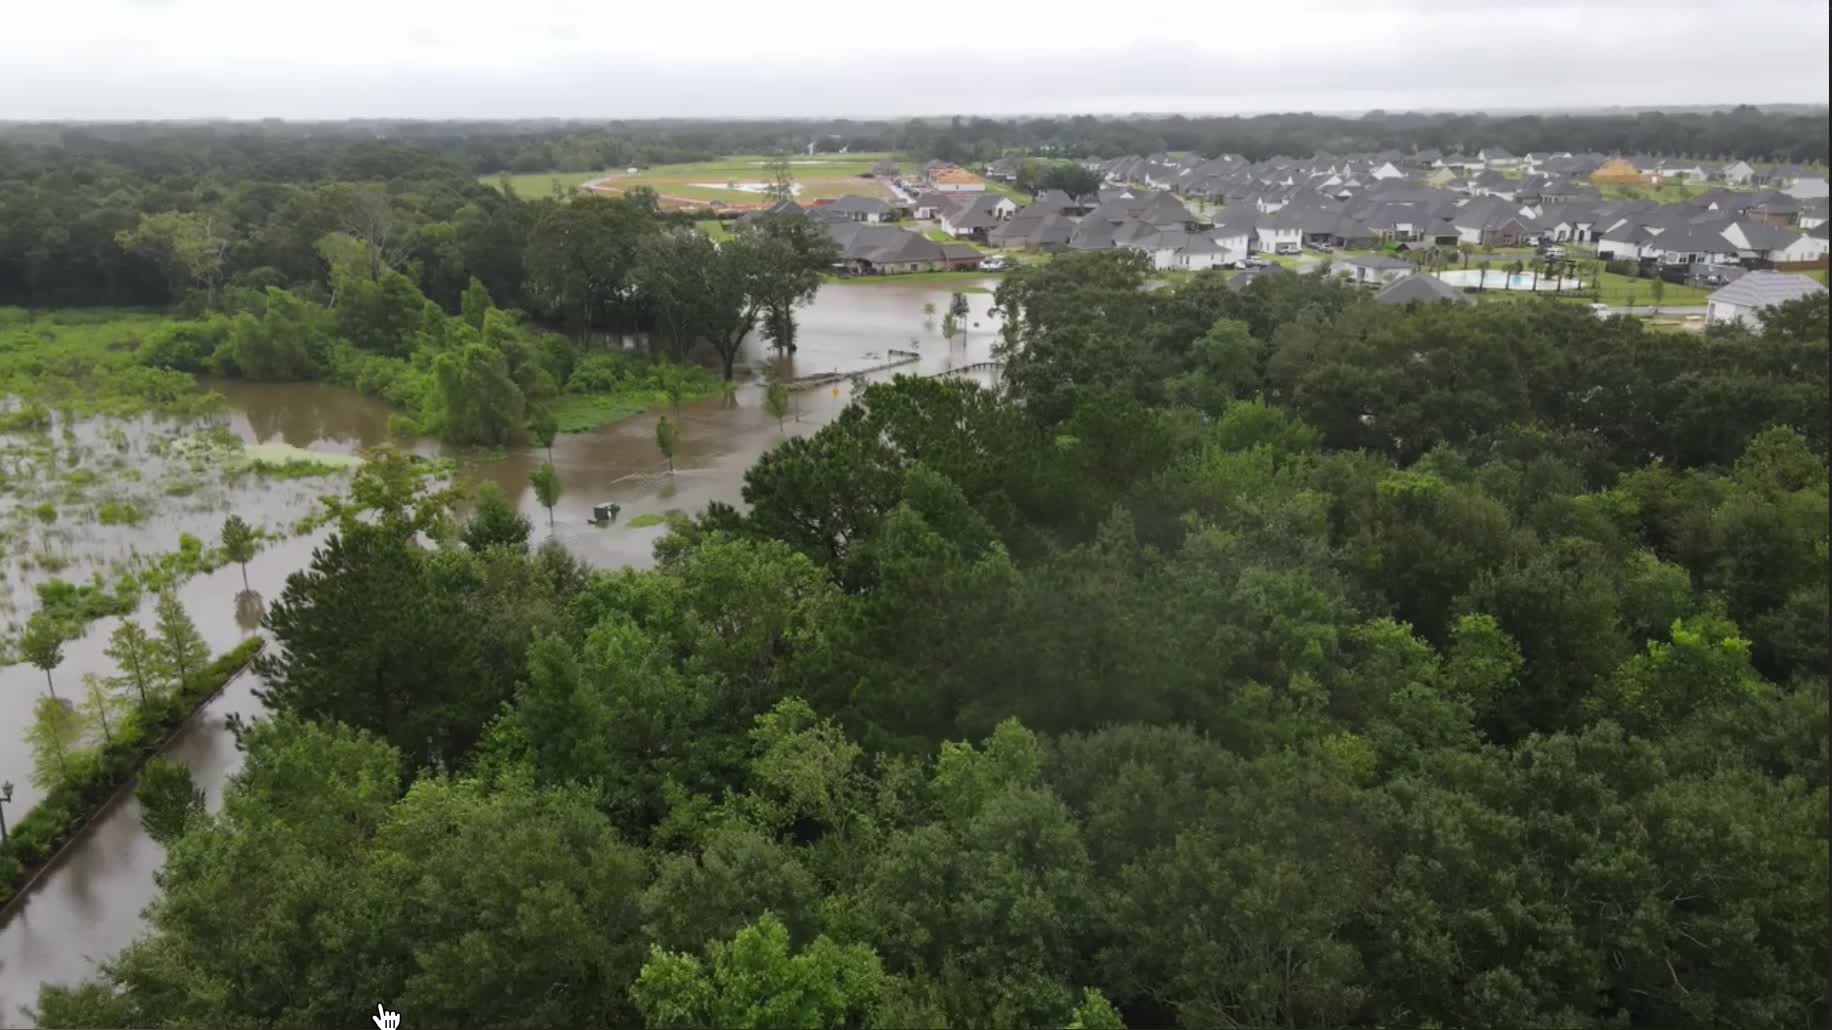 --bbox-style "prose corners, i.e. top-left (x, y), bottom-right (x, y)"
top-left (0, 280), bottom-right (1004, 1024)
